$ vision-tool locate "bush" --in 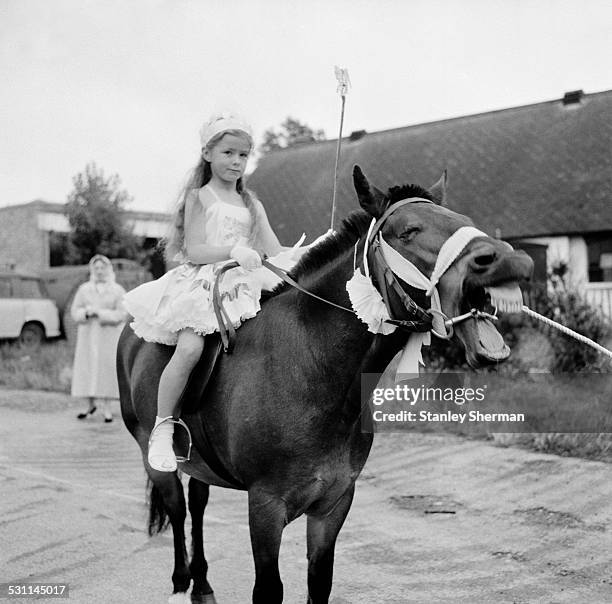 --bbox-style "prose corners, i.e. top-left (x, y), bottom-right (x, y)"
top-left (527, 269), bottom-right (612, 373)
